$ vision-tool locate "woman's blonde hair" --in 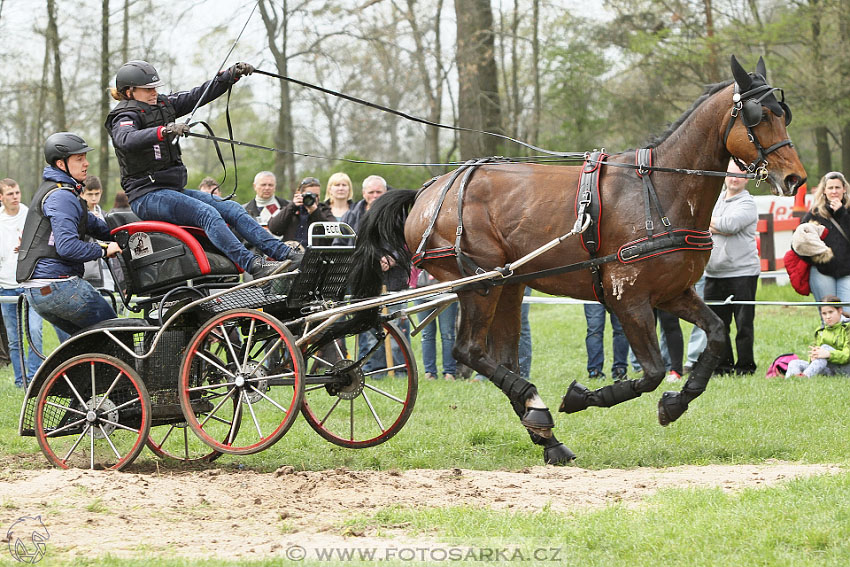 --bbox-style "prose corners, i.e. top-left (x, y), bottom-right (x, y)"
top-left (812, 171), bottom-right (850, 218)
top-left (109, 86), bottom-right (131, 101)
top-left (323, 172), bottom-right (353, 202)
